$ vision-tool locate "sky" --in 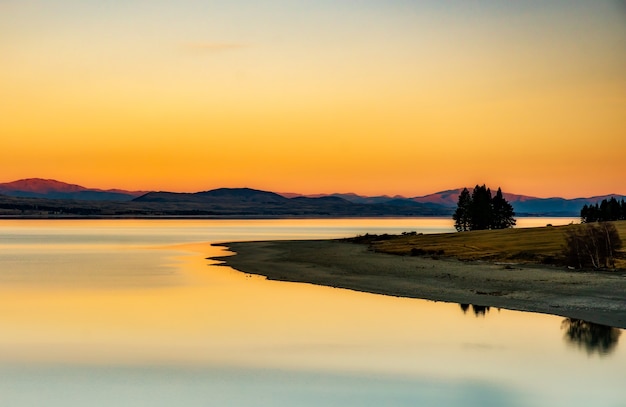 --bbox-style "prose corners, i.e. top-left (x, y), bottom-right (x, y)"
top-left (1, 0), bottom-right (625, 198)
